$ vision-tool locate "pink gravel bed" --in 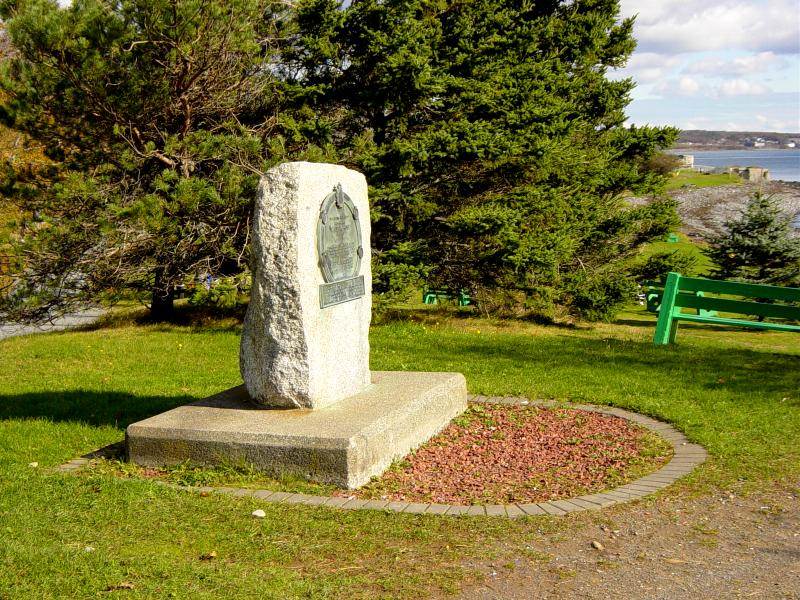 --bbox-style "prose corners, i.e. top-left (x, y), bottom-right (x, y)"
top-left (346, 404), bottom-right (672, 505)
